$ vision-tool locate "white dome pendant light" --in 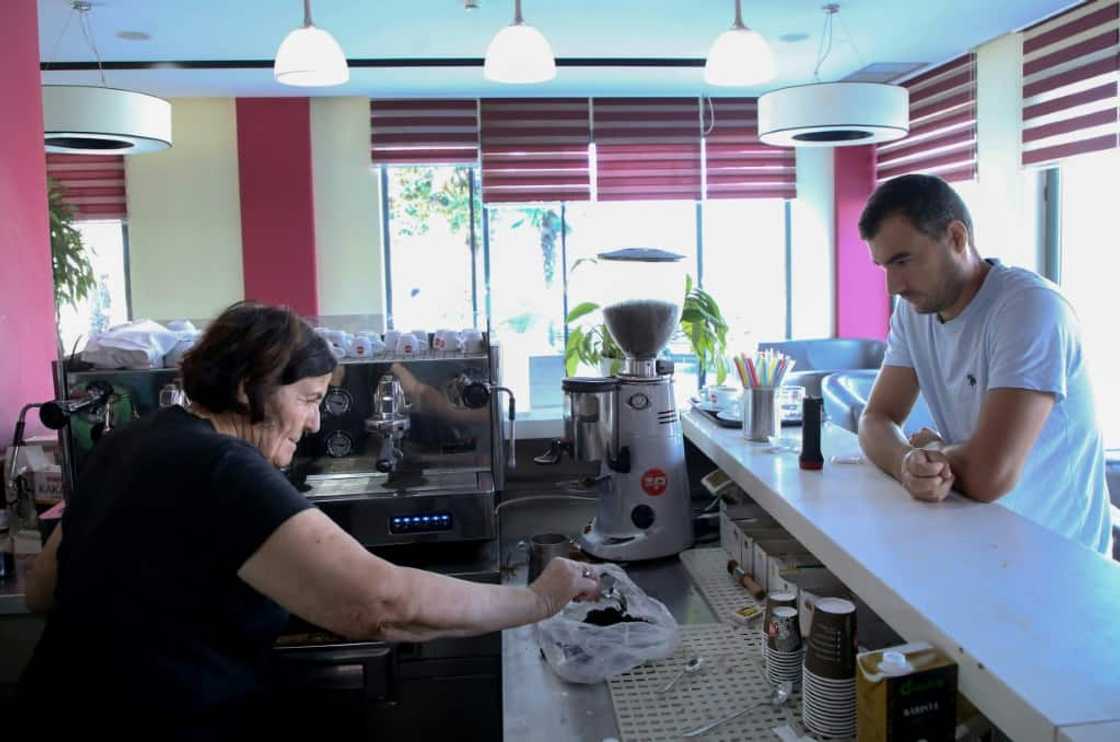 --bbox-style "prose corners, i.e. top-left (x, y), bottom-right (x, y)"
top-left (274, 0), bottom-right (350, 87)
top-left (704, 0), bottom-right (776, 86)
top-left (484, 0), bottom-right (556, 84)
top-left (757, 4), bottom-right (908, 146)
top-left (43, 2), bottom-right (171, 154)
